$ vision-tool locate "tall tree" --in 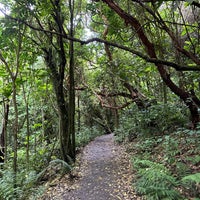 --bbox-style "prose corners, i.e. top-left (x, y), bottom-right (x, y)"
top-left (68, 0), bottom-right (76, 161)
top-left (0, 21), bottom-right (26, 194)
